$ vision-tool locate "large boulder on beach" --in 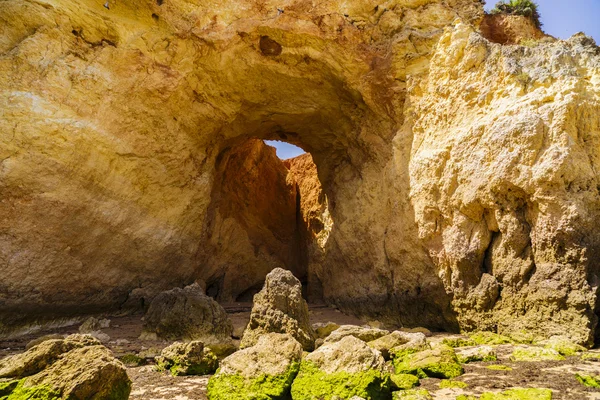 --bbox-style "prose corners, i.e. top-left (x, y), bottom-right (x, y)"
top-left (207, 333), bottom-right (302, 400)
top-left (141, 283), bottom-right (233, 342)
top-left (240, 268), bottom-right (315, 351)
